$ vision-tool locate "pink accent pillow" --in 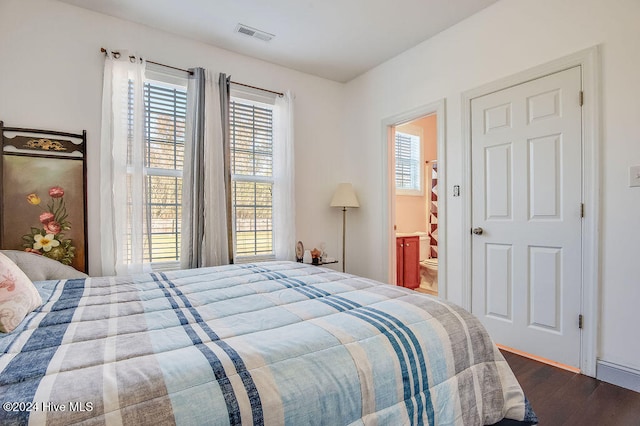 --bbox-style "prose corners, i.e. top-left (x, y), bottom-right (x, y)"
top-left (0, 252), bottom-right (42, 333)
